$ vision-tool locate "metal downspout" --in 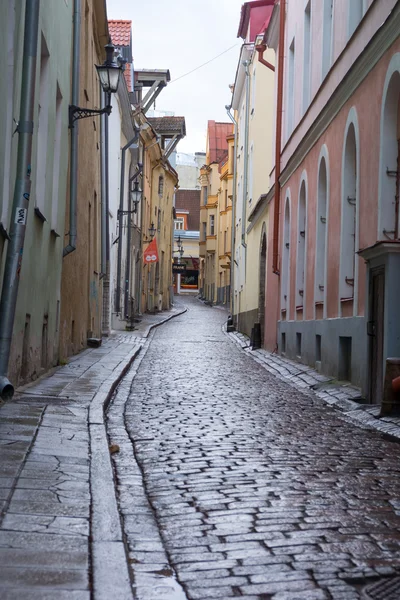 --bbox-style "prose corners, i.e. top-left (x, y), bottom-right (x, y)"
top-left (0, 0), bottom-right (40, 398)
top-left (124, 170), bottom-right (134, 318)
top-left (137, 141), bottom-right (145, 314)
top-left (115, 133), bottom-right (138, 314)
top-left (63, 0), bottom-right (80, 257)
top-left (272, 0), bottom-right (286, 275)
top-left (226, 106), bottom-right (237, 317)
